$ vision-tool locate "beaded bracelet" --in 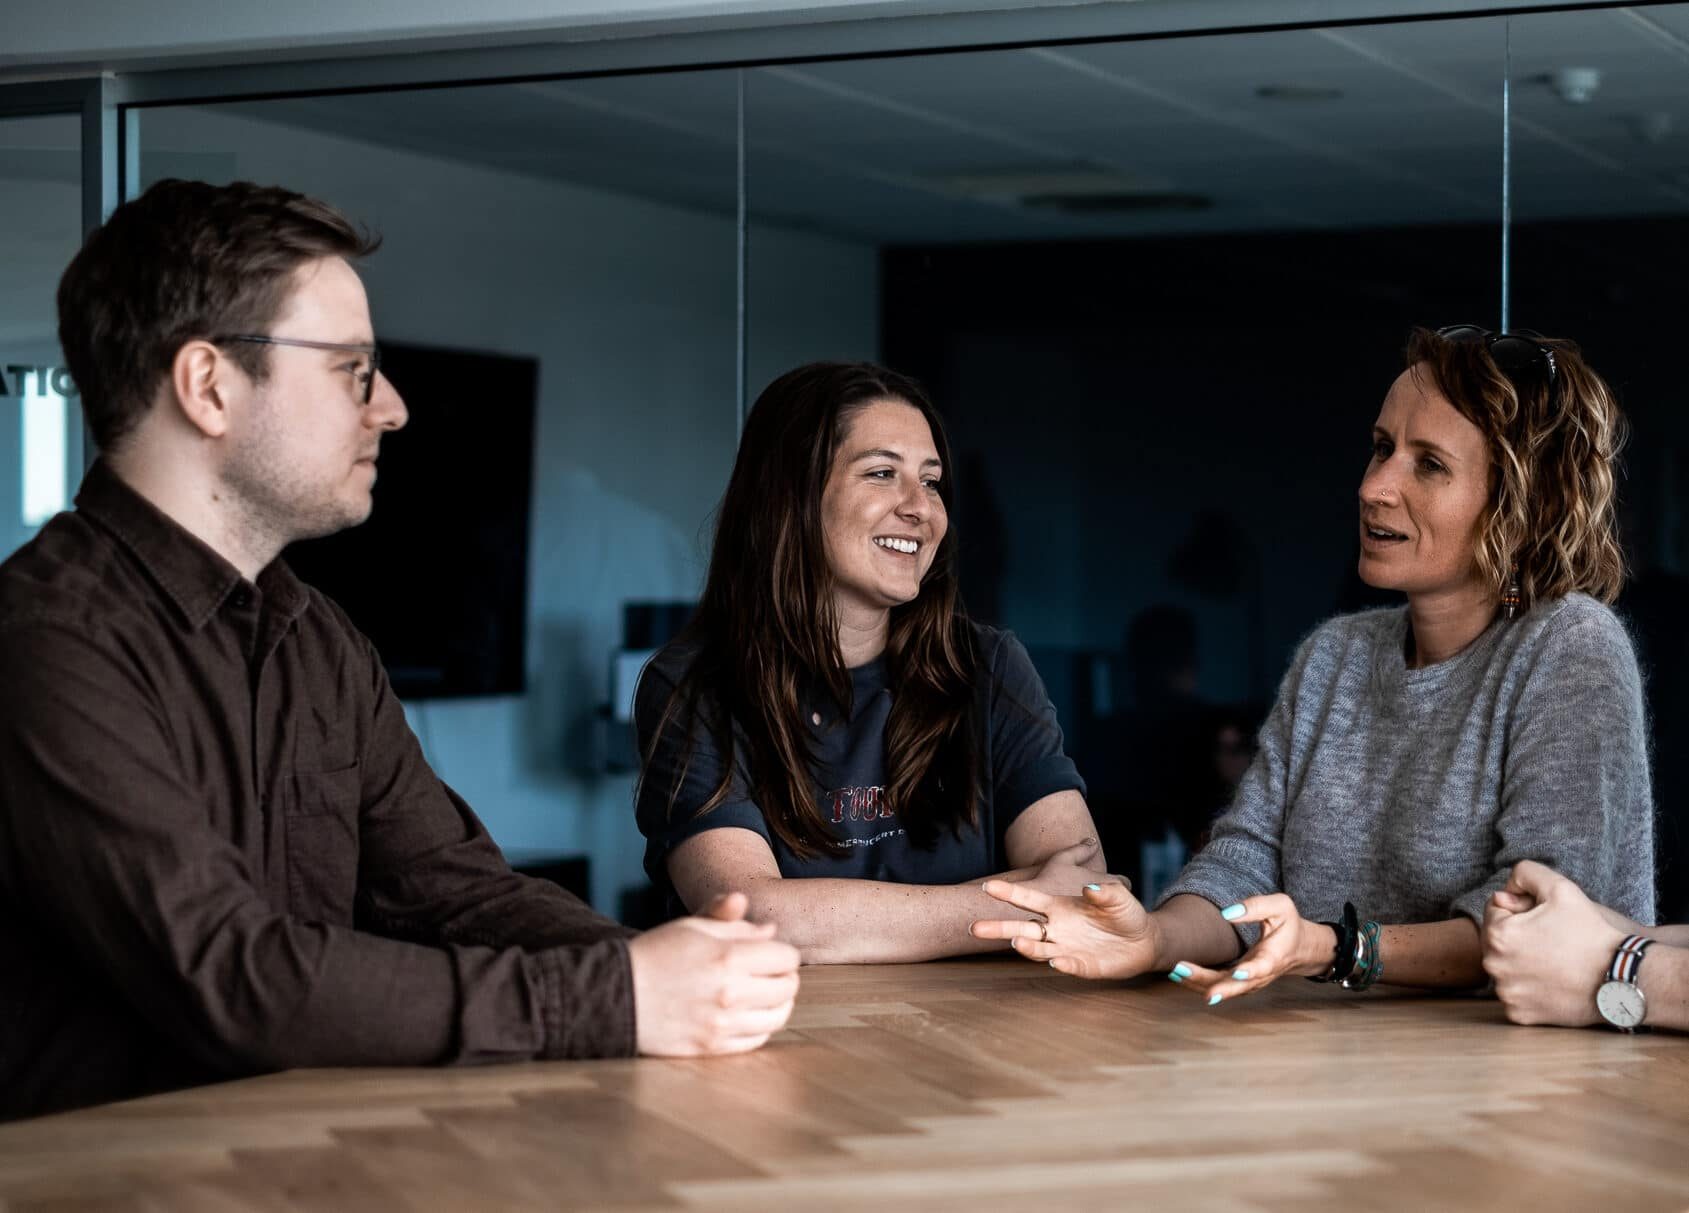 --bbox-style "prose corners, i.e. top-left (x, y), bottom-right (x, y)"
top-left (1341, 919), bottom-right (1385, 991)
